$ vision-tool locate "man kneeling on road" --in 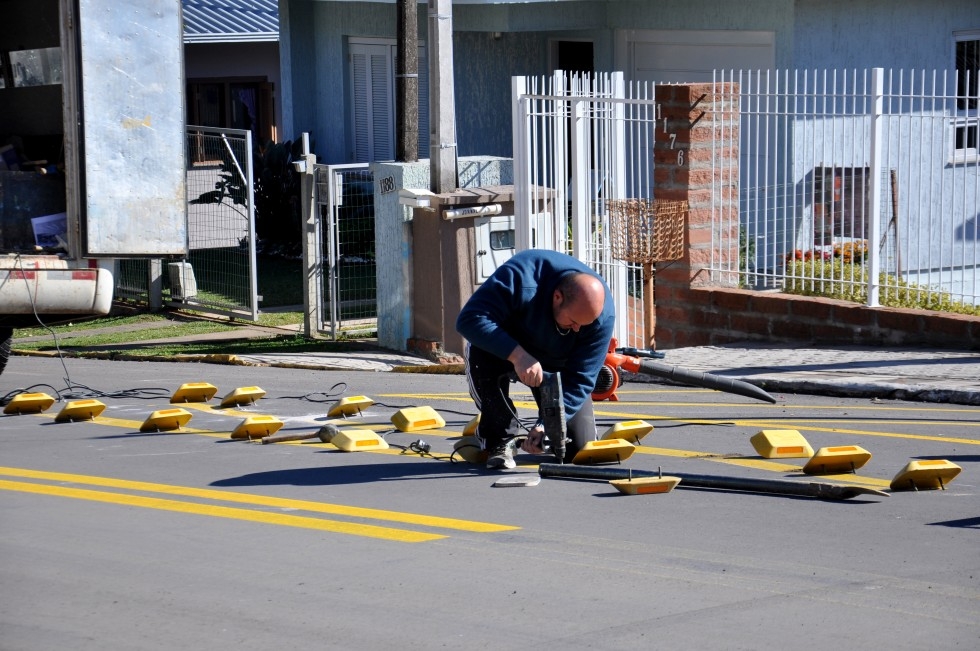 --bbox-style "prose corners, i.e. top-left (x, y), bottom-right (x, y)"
top-left (456, 249), bottom-right (615, 469)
